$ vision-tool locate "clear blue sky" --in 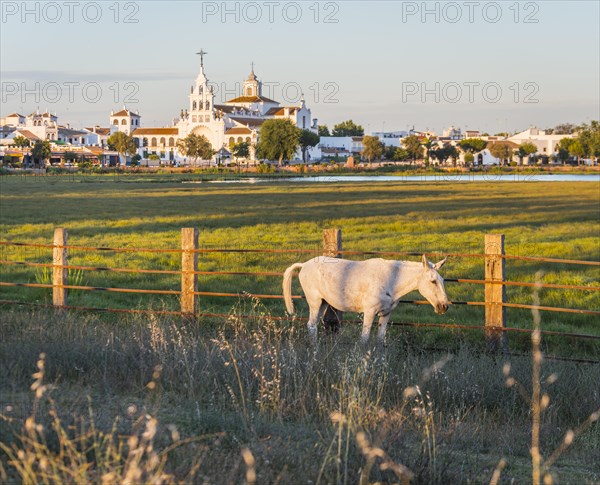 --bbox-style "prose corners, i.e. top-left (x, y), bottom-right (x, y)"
top-left (2, 1), bottom-right (599, 134)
